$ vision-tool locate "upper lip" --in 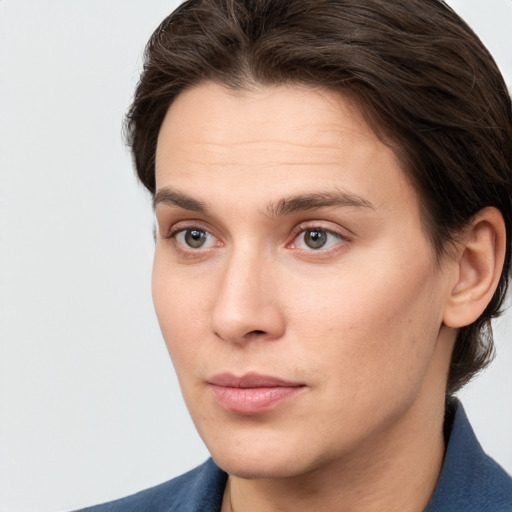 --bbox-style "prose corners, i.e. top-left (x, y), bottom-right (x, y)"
top-left (208, 372), bottom-right (304, 388)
